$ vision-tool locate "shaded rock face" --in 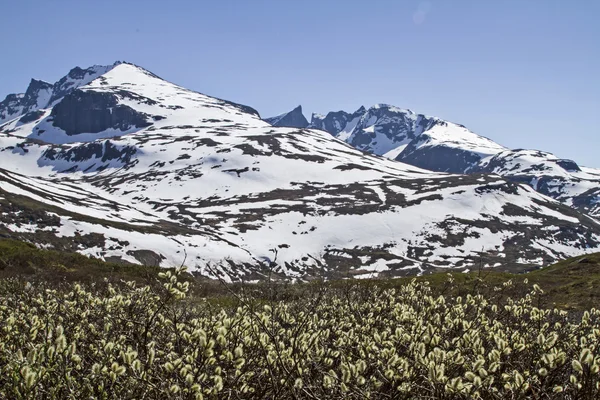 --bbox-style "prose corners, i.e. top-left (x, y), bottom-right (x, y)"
top-left (126, 249), bottom-right (165, 267)
top-left (18, 110), bottom-right (46, 124)
top-left (49, 64), bottom-right (117, 104)
top-left (555, 159), bottom-right (581, 172)
top-left (397, 141), bottom-right (483, 173)
top-left (347, 108), bottom-right (439, 154)
top-left (1, 64), bottom-right (121, 125)
top-left (309, 106), bottom-right (366, 135)
top-left (22, 79), bottom-right (53, 109)
top-left (41, 140), bottom-right (138, 167)
top-left (0, 94), bottom-right (25, 122)
top-left (50, 90), bottom-right (151, 136)
top-left (572, 188), bottom-right (600, 217)
top-left (264, 105), bottom-right (308, 128)
top-left (222, 100), bottom-right (261, 118)
top-left (0, 79), bottom-right (53, 124)
top-left (52, 67), bottom-right (93, 99)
